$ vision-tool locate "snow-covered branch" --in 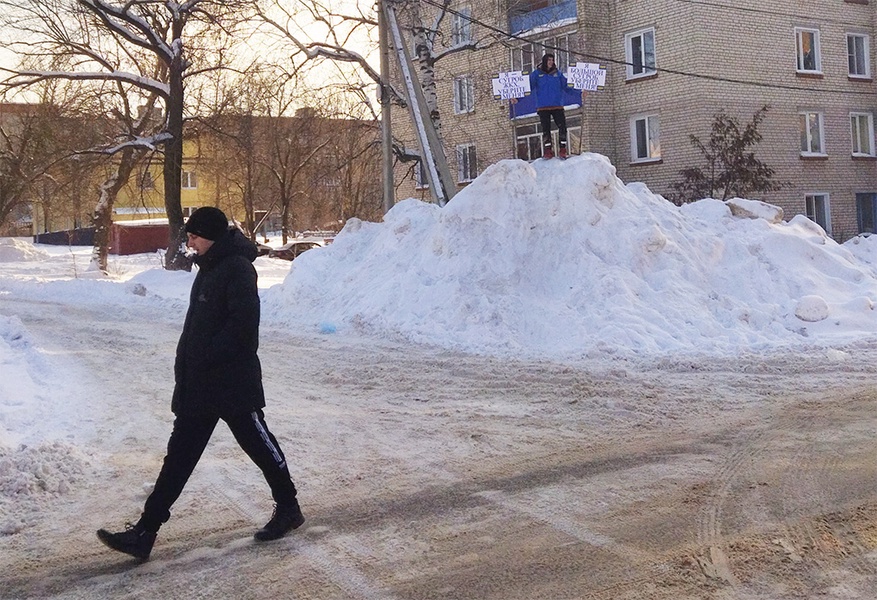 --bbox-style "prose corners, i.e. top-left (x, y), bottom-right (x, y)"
top-left (3, 69), bottom-right (171, 99)
top-left (77, 0), bottom-right (175, 64)
top-left (98, 132), bottom-right (173, 155)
